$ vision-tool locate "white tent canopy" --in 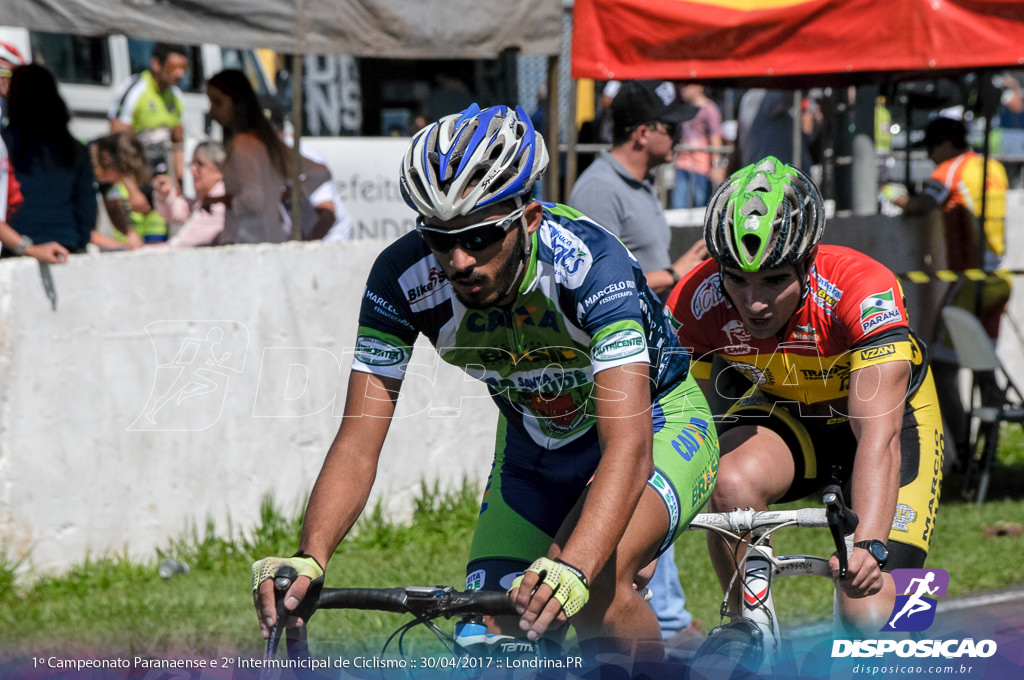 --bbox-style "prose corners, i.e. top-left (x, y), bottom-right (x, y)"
top-left (7, 0), bottom-right (562, 58)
